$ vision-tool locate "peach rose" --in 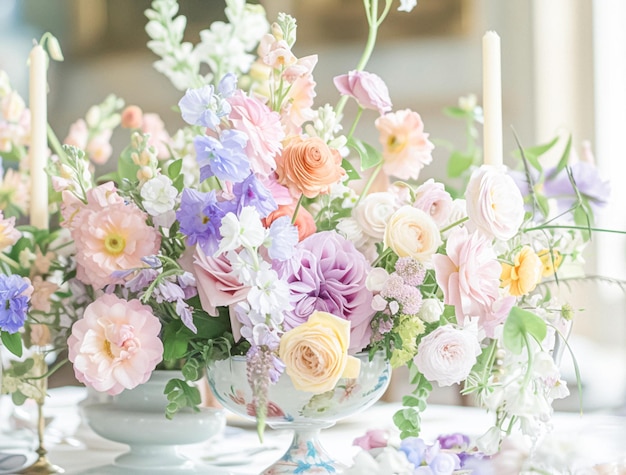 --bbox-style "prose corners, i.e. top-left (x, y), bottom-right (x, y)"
top-left (275, 136), bottom-right (344, 199)
top-left (264, 204), bottom-right (316, 241)
top-left (279, 311), bottom-right (361, 394)
top-left (383, 206), bottom-right (442, 261)
top-left (501, 246), bottom-right (542, 296)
